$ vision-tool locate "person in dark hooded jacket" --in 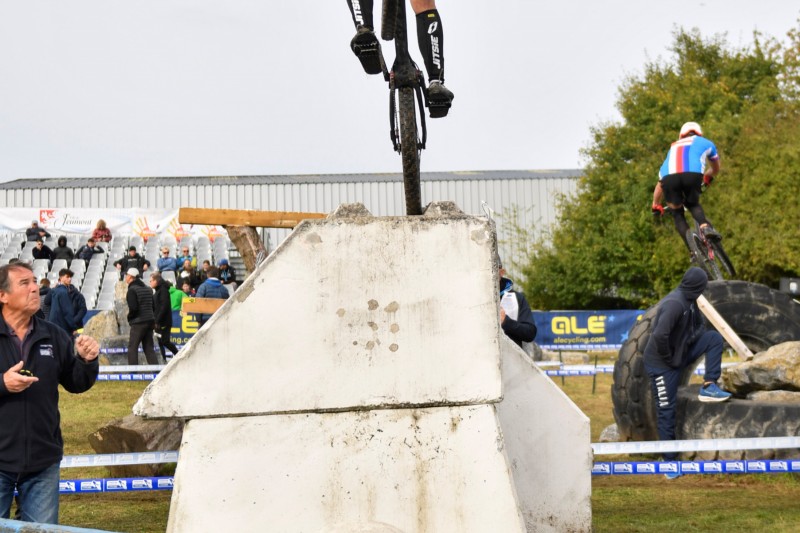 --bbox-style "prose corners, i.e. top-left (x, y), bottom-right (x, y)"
top-left (643, 267), bottom-right (731, 471)
top-left (51, 236), bottom-right (74, 263)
